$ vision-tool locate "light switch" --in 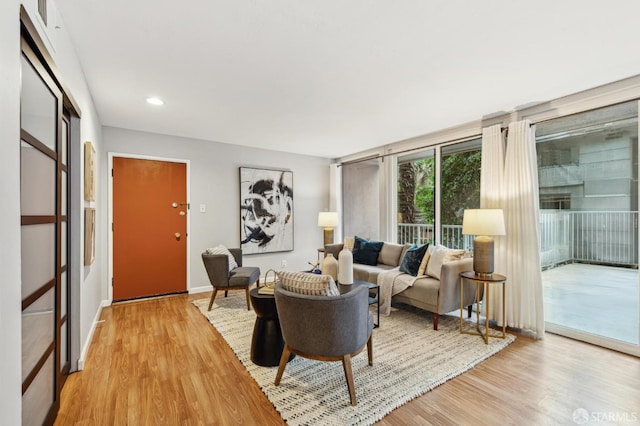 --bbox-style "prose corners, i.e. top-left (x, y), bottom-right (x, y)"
top-left (199, 204), bottom-right (206, 213)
